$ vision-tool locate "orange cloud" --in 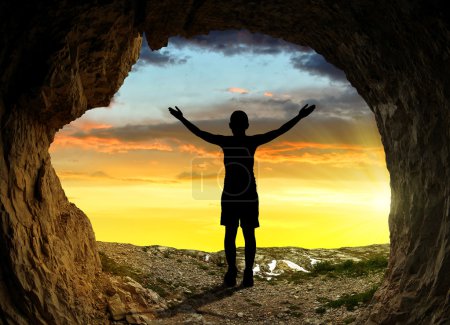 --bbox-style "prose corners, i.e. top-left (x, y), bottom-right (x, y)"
top-left (264, 91), bottom-right (273, 97)
top-left (173, 141), bottom-right (385, 169)
top-left (178, 144), bottom-right (221, 158)
top-left (57, 169), bottom-right (179, 184)
top-left (51, 118), bottom-right (176, 153)
top-left (256, 141), bottom-right (385, 167)
top-left (68, 120), bottom-right (112, 131)
top-left (51, 134), bottom-right (173, 153)
top-left (51, 121), bottom-right (384, 169)
top-left (227, 87), bottom-right (249, 94)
